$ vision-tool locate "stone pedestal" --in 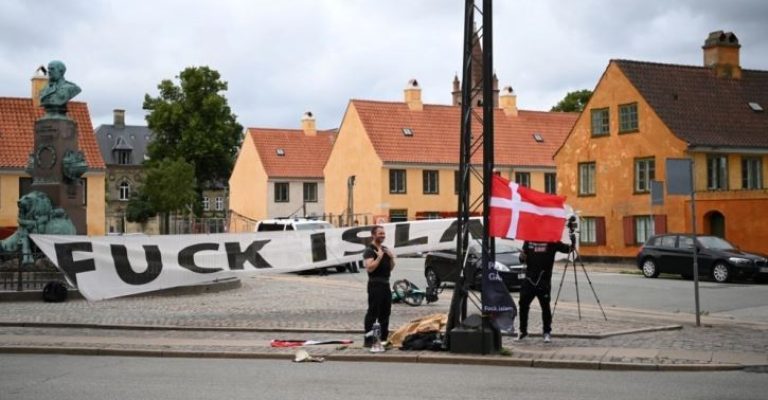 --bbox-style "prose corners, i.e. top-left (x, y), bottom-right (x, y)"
top-left (30, 118), bottom-right (87, 234)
